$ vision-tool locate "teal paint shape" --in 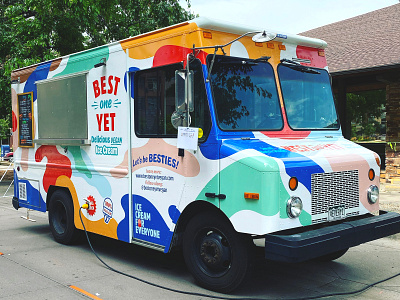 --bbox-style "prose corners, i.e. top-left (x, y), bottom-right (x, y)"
top-left (69, 147), bottom-right (112, 198)
top-left (299, 210), bottom-right (311, 226)
top-left (197, 155), bottom-right (313, 229)
top-left (219, 156), bottom-right (288, 218)
top-left (195, 174), bottom-right (220, 208)
top-left (69, 147), bottom-right (92, 178)
top-left (55, 46), bottom-right (110, 77)
top-left (196, 156), bottom-right (290, 220)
